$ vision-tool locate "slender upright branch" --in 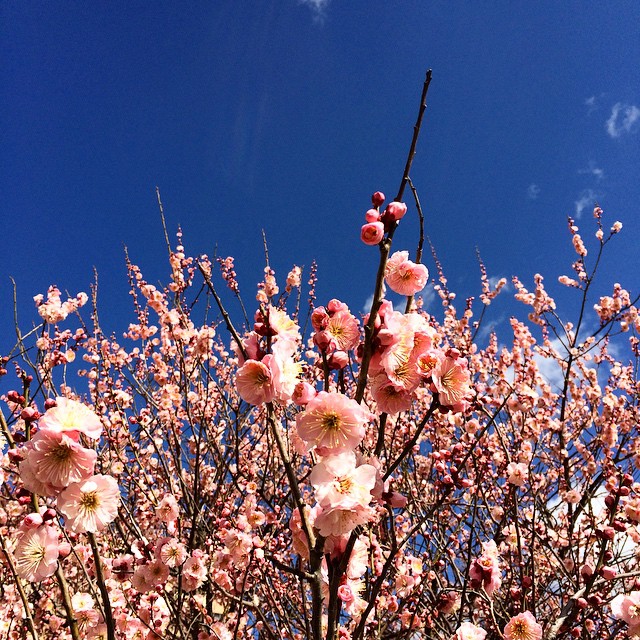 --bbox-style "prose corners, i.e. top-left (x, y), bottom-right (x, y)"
top-left (355, 70), bottom-right (433, 403)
